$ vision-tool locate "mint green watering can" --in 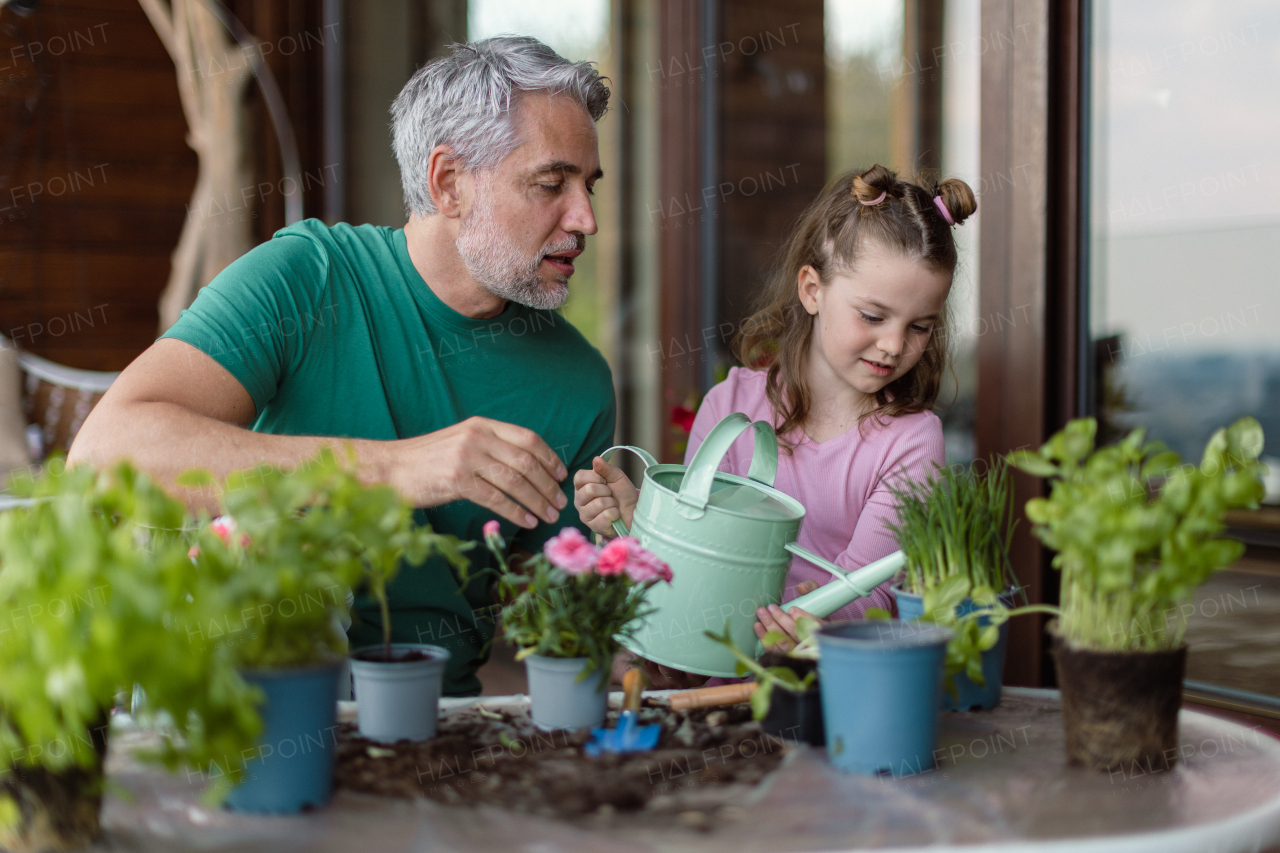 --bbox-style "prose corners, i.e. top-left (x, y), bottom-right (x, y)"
top-left (604, 412), bottom-right (905, 678)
